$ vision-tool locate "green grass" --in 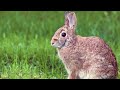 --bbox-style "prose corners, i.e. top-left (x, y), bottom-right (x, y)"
top-left (0, 11), bottom-right (120, 79)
